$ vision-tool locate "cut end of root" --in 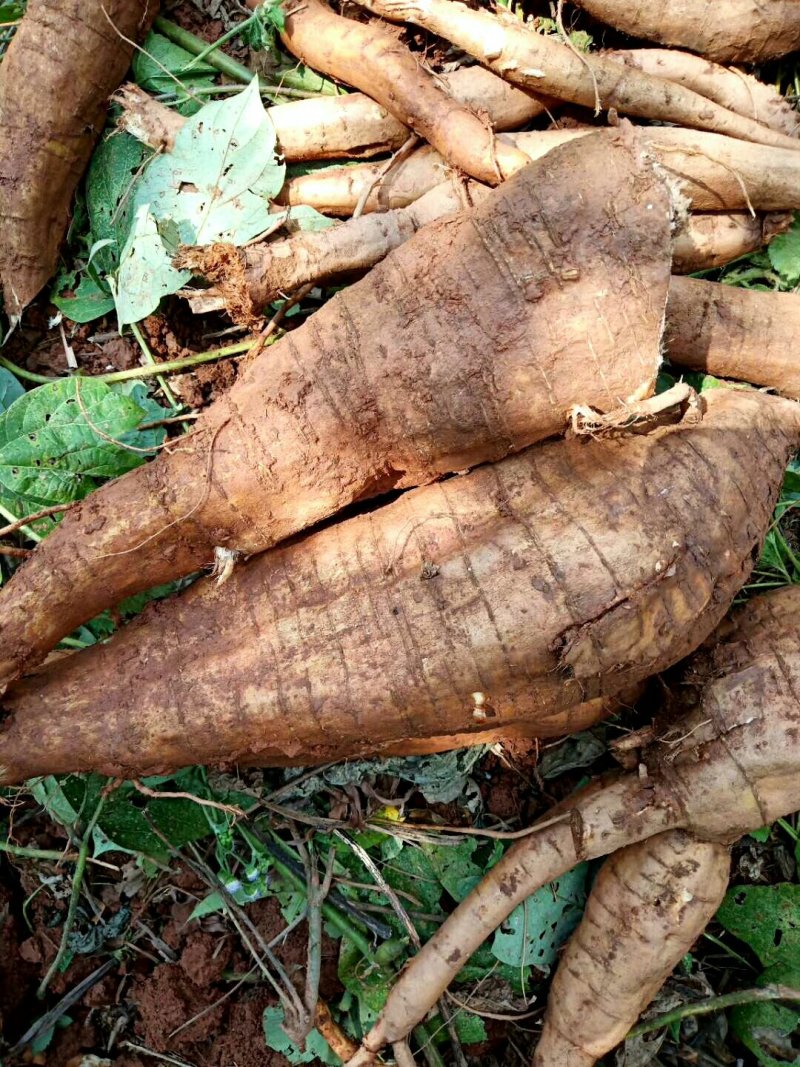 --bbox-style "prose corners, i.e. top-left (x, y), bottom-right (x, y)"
top-left (174, 242), bottom-right (261, 328)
